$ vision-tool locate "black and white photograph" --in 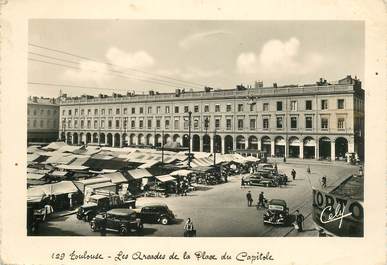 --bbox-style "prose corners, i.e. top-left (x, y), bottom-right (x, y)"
top-left (1, 1), bottom-right (386, 265)
top-left (26, 19), bottom-right (365, 237)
